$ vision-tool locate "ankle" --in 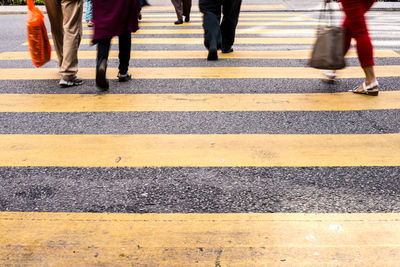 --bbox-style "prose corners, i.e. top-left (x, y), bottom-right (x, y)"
top-left (365, 79), bottom-right (377, 86)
